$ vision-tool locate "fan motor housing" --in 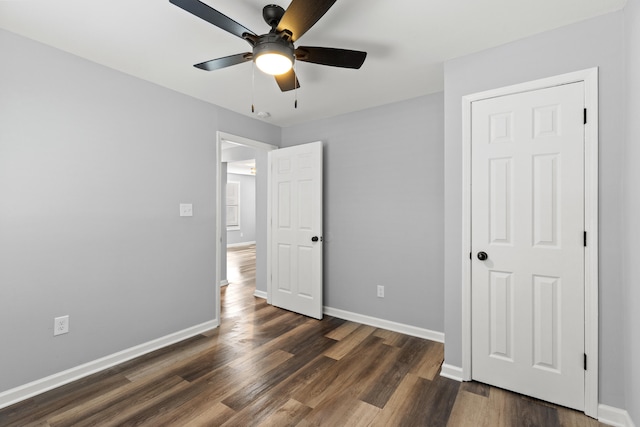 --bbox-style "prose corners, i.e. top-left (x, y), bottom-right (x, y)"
top-left (253, 34), bottom-right (294, 63)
